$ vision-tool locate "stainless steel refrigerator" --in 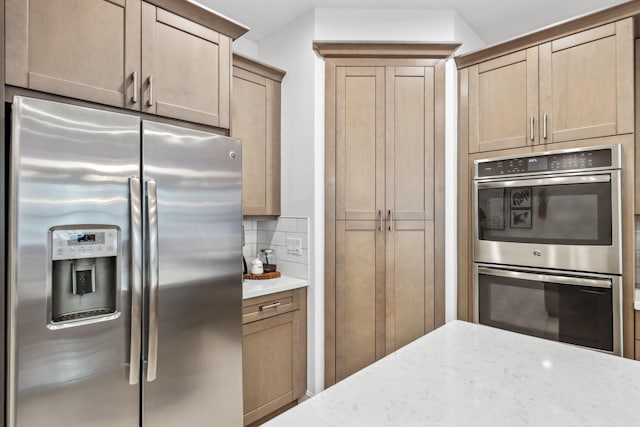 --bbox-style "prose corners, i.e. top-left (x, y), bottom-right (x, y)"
top-left (6, 96), bottom-right (243, 426)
